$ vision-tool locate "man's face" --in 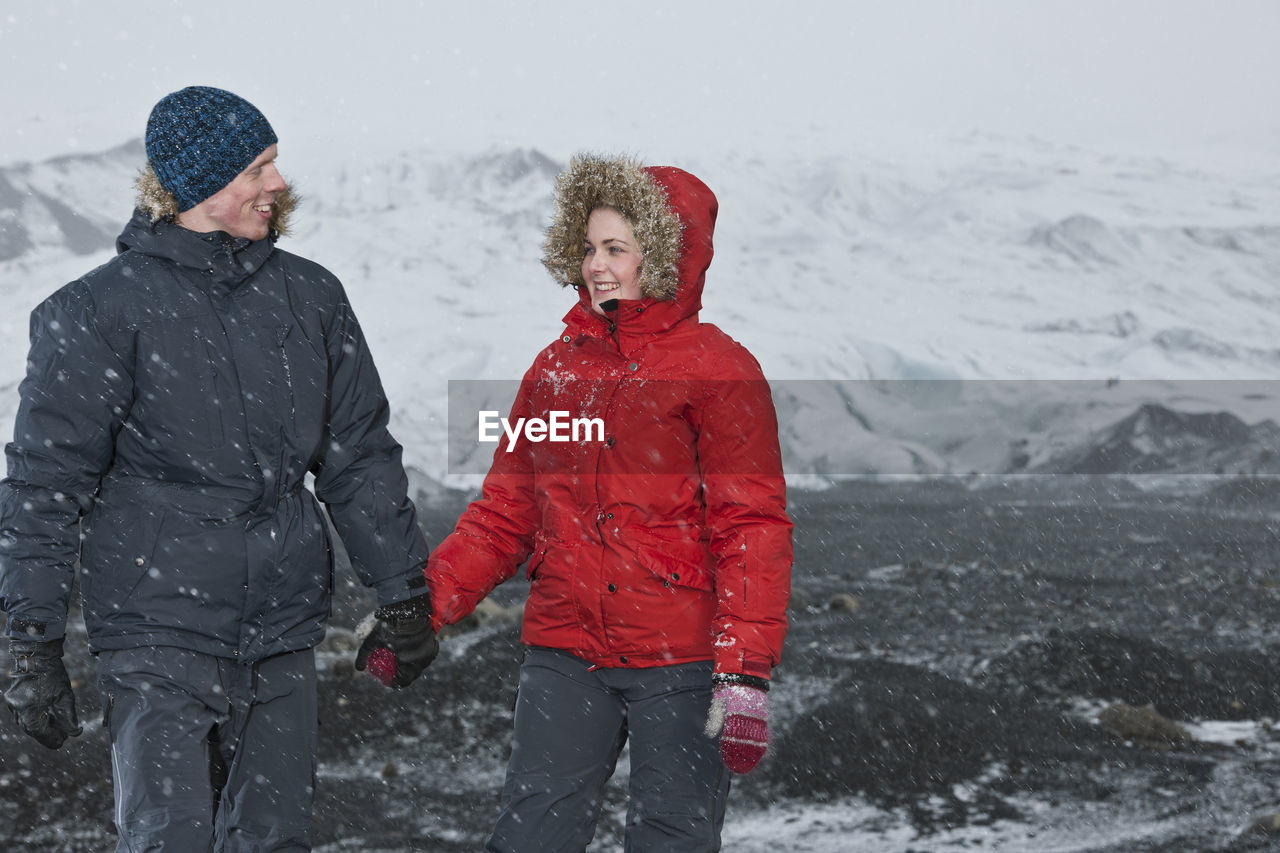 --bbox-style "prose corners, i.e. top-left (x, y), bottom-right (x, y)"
top-left (177, 144), bottom-right (286, 241)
